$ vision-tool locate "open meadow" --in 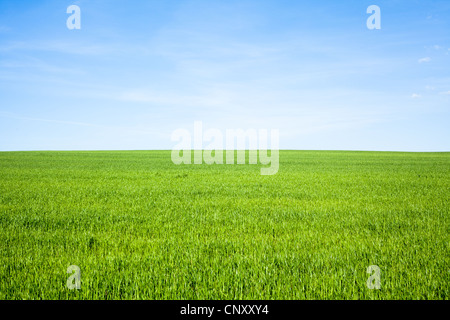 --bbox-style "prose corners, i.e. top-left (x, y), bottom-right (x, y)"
top-left (0, 150), bottom-right (448, 299)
